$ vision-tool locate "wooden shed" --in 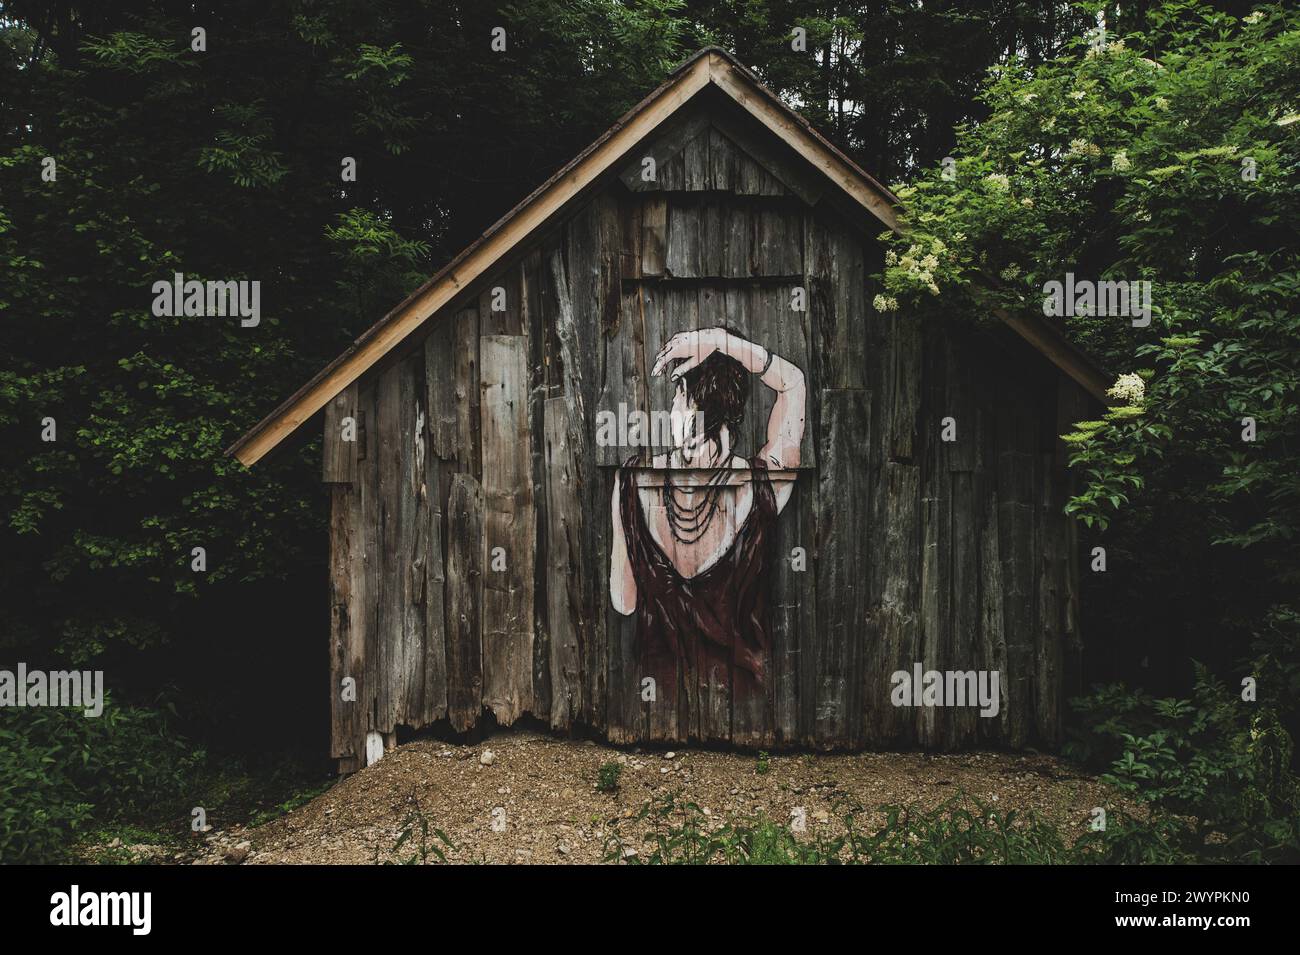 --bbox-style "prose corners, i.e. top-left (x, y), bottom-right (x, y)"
top-left (229, 49), bottom-right (1108, 772)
